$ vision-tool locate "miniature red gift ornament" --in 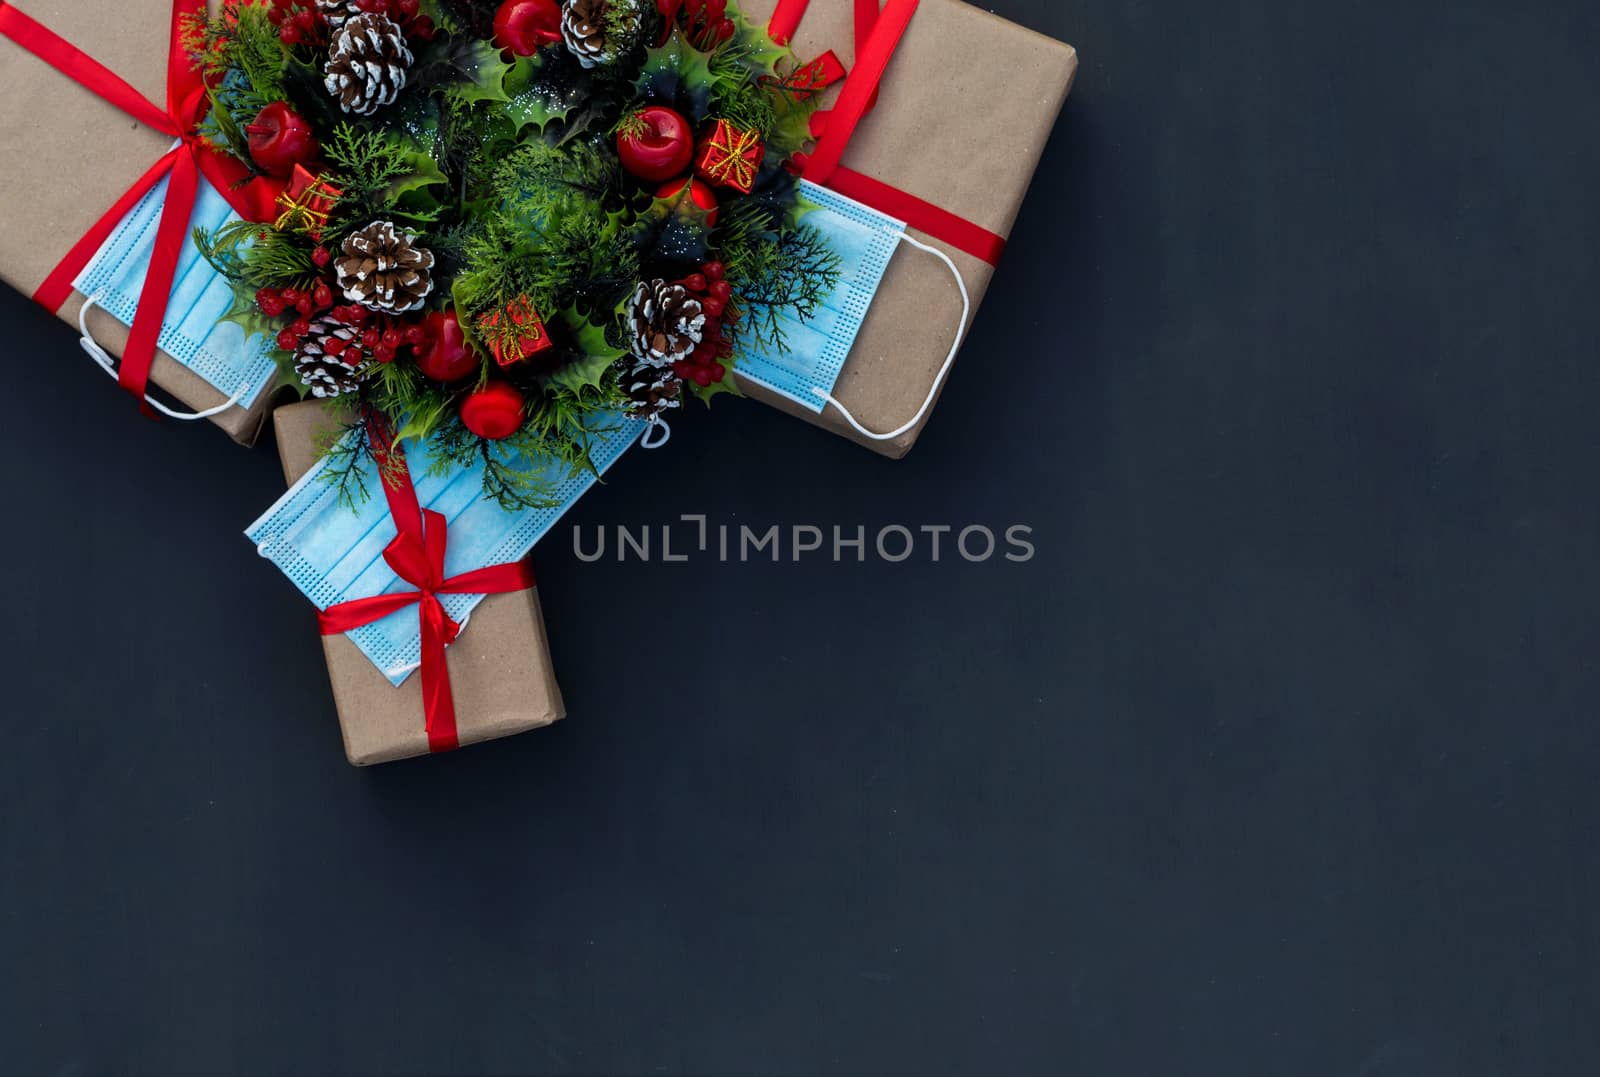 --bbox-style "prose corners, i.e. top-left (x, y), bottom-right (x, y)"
top-left (275, 164), bottom-right (342, 240)
top-left (477, 297), bottom-right (554, 368)
top-left (695, 119), bottom-right (766, 194)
